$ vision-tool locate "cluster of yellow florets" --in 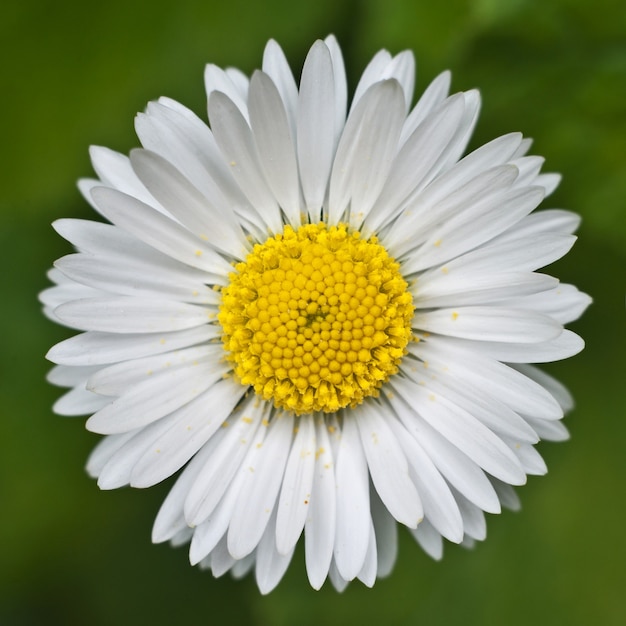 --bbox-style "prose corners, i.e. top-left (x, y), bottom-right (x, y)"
top-left (218, 223), bottom-right (414, 414)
